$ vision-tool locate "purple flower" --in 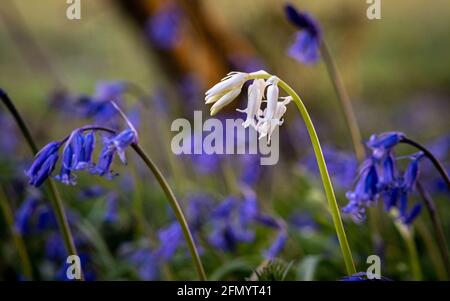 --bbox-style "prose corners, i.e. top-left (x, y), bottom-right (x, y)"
top-left (26, 141), bottom-right (60, 187)
top-left (146, 4), bottom-right (182, 50)
top-left (285, 4), bottom-right (322, 64)
top-left (55, 142), bottom-right (75, 185)
top-left (90, 144), bottom-right (116, 178)
top-left (14, 197), bottom-right (40, 235)
top-left (402, 152), bottom-right (424, 192)
top-left (302, 146), bottom-right (357, 190)
top-left (344, 133), bottom-right (427, 225)
top-left (264, 231), bottom-right (288, 260)
top-left (0, 113), bottom-right (18, 154)
top-left (367, 132), bottom-right (405, 159)
top-left (119, 243), bottom-right (160, 281)
top-left (90, 129), bottom-right (137, 178)
top-left (155, 222), bottom-right (183, 260)
top-left (104, 192), bottom-right (119, 224)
